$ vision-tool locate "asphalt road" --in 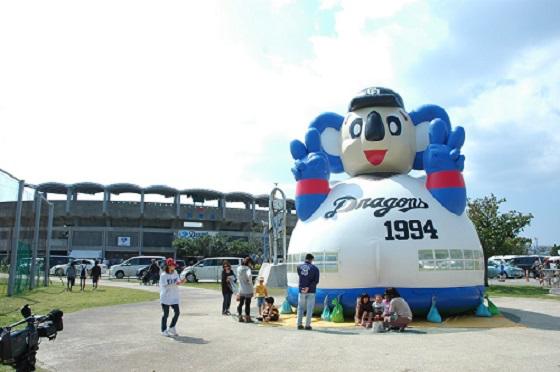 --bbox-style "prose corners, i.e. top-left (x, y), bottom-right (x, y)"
top-left (37, 282), bottom-right (560, 372)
